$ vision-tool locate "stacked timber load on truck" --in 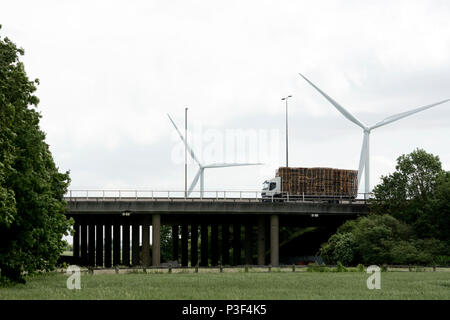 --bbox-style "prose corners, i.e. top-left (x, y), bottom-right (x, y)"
top-left (262, 167), bottom-right (358, 200)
